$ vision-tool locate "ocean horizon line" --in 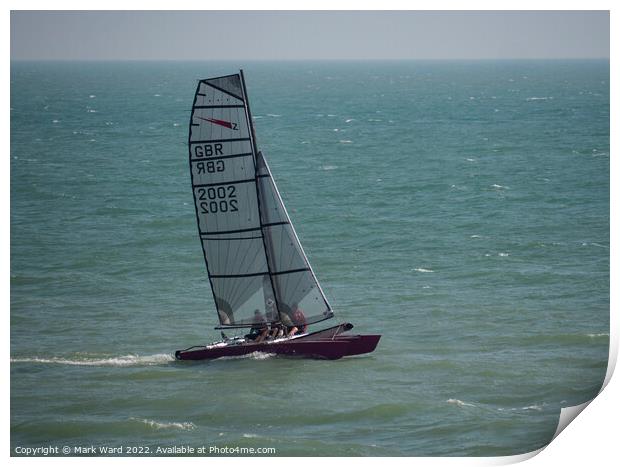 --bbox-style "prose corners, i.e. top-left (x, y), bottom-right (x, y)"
top-left (9, 57), bottom-right (611, 63)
